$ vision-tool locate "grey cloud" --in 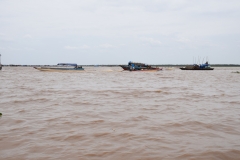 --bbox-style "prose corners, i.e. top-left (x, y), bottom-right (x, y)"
top-left (23, 34), bottom-right (32, 38)
top-left (141, 38), bottom-right (162, 46)
top-left (98, 43), bottom-right (115, 49)
top-left (0, 0), bottom-right (240, 64)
